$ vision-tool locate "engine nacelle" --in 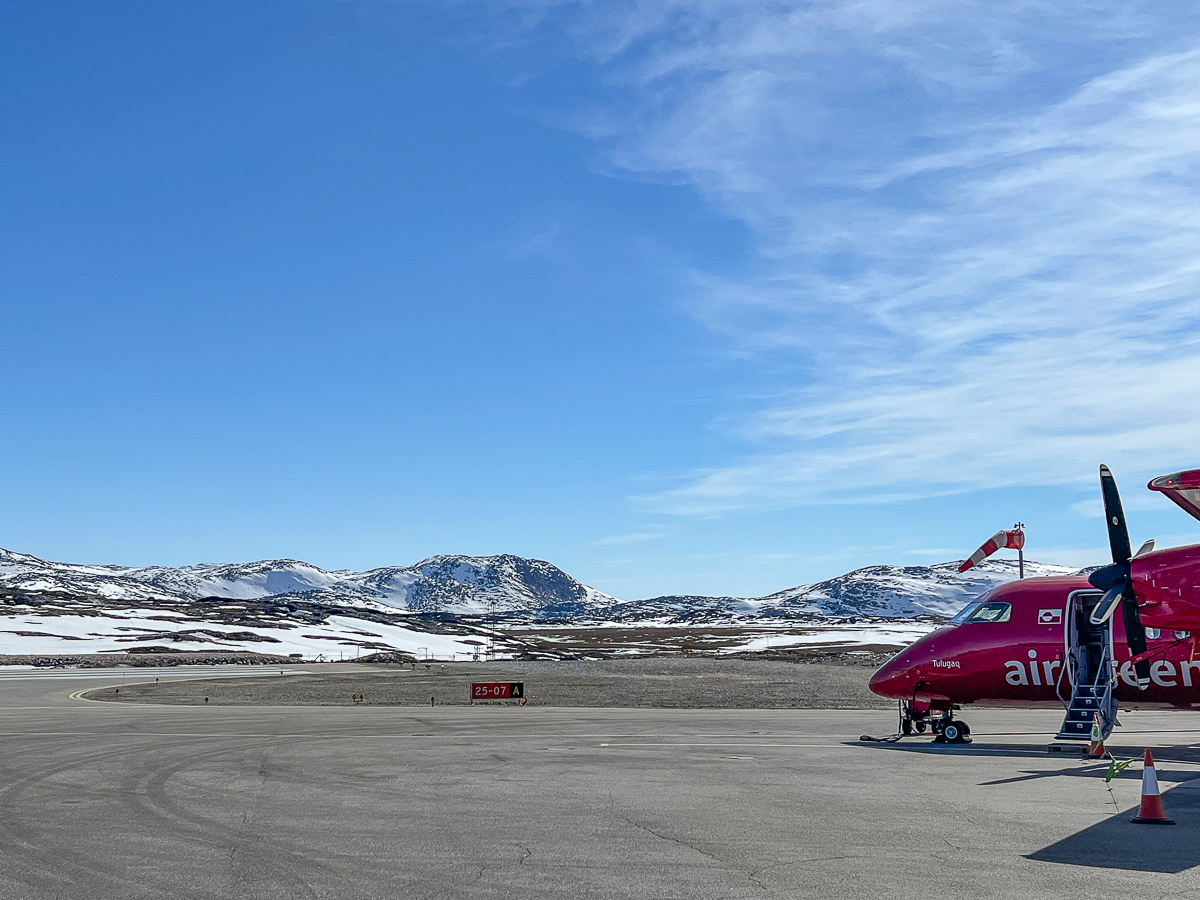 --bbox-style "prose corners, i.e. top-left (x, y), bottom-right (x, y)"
top-left (1132, 544), bottom-right (1200, 632)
